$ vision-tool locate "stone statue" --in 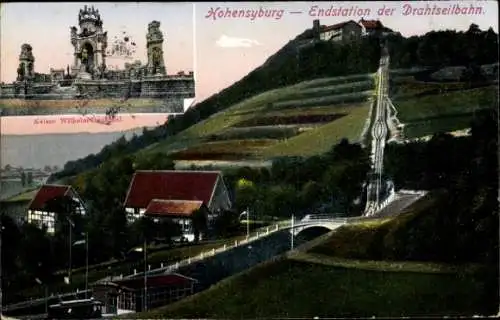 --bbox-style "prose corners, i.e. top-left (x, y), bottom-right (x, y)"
top-left (147, 21), bottom-right (163, 42)
top-left (17, 63), bottom-right (25, 81)
top-left (70, 26), bottom-right (77, 38)
top-left (27, 63), bottom-right (33, 76)
top-left (80, 48), bottom-right (91, 73)
top-left (19, 44), bottom-right (34, 61)
top-left (151, 47), bottom-right (163, 74)
top-left (81, 48), bottom-right (88, 64)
